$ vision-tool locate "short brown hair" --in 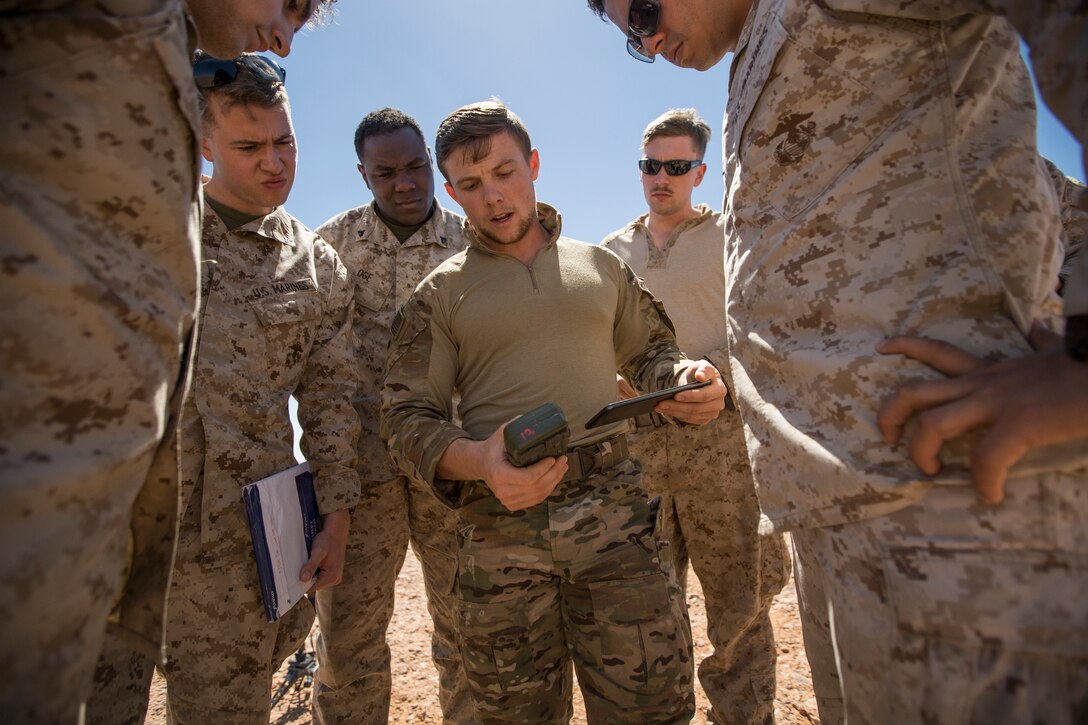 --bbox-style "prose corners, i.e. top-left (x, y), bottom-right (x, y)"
top-left (197, 52), bottom-right (290, 130)
top-left (434, 100), bottom-right (532, 181)
top-left (642, 108), bottom-right (712, 158)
